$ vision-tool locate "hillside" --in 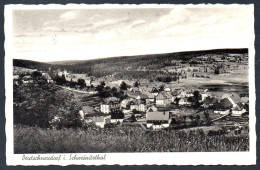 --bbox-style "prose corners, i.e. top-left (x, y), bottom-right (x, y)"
top-left (13, 48), bottom-right (248, 78)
